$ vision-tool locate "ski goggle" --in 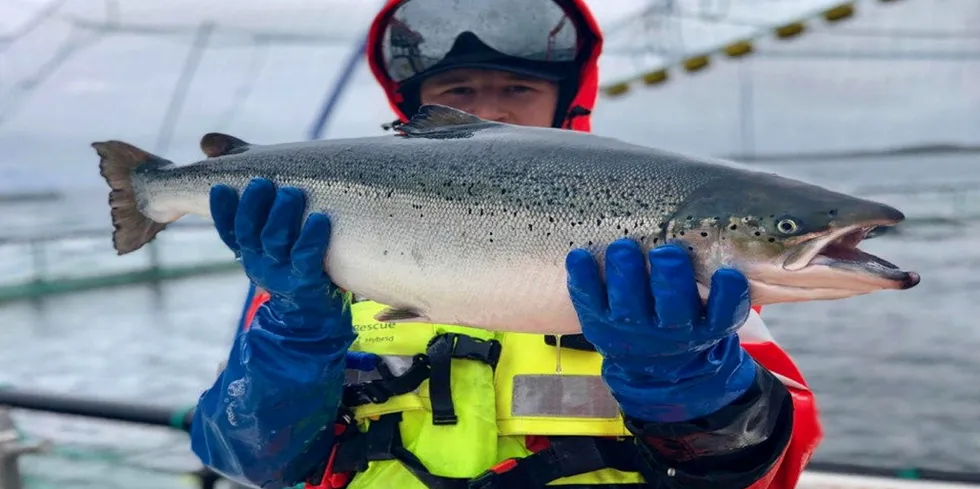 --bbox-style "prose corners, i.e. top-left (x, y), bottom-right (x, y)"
top-left (379, 0), bottom-right (584, 83)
